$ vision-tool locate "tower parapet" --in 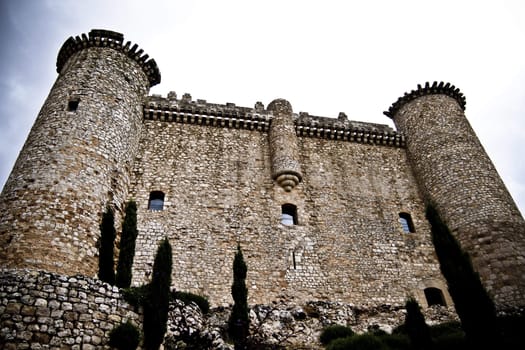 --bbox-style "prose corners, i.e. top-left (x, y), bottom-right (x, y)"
top-left (386, 82), bottom-right (525, 311)
top-left (0, 29), bottom-right (159, 276)
top-left (57, 29), bottom-right (160, 87)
